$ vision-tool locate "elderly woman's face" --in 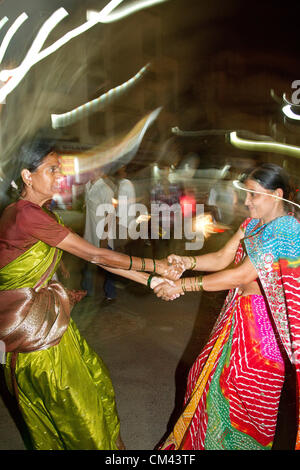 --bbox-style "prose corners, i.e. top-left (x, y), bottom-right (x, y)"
top-left (30, 152), bottom-right (63, 199)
